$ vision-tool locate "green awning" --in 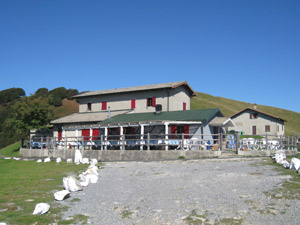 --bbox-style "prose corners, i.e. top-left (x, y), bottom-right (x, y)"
top-left (99, 108), bottom-right (223, 126)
